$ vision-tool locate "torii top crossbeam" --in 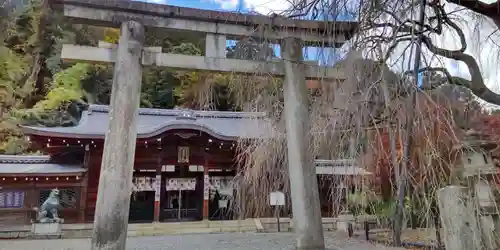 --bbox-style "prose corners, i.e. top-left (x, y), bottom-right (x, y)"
top-left (49, 0), bottom-right (358, 47)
